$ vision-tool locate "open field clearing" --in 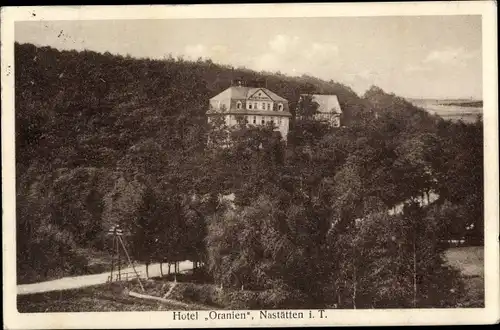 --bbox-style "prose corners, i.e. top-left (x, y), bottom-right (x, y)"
top-left (444, 246), bottom-right (484, 308)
